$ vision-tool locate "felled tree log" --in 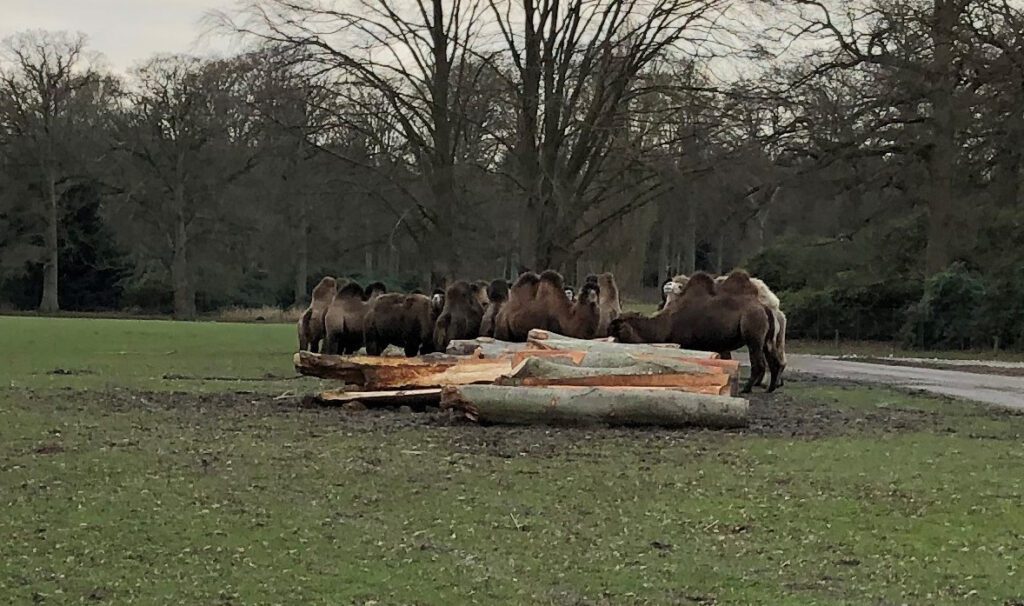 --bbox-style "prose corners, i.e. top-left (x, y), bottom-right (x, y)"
top-left (526, 329), bottom-right (718, 359)
top-left (509, 340), bottom-right (739, 390)
top-left (441, 385), bottom-right (748, 428)
top-left (508, 349), bottom-right (735, 371)
top-left (294, 351), bottom-right (511, 389)
top-left (447, 331), bottom-right (720, 360)
top-left (317, 388), bottom-right (442, 407)
top-left (499, 357), bottom-right (734, 395)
